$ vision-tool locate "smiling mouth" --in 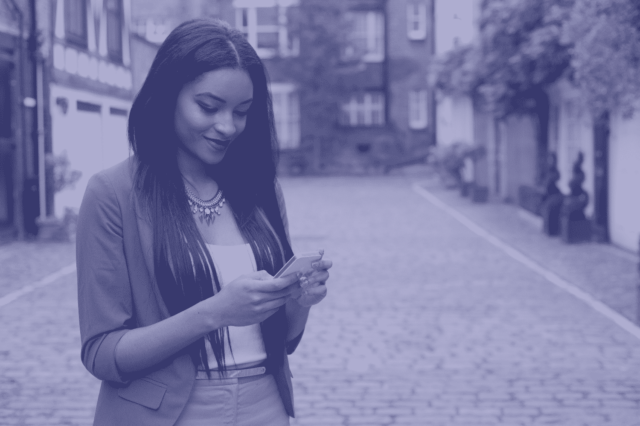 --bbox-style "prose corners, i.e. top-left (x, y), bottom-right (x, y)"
top-left (204, 136), bottom-right (231, 150)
